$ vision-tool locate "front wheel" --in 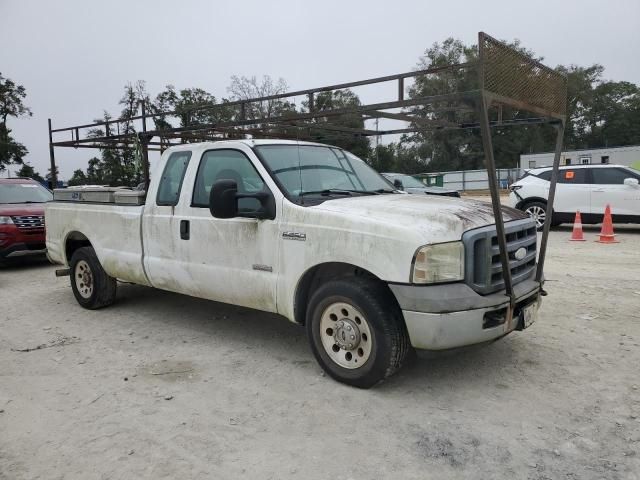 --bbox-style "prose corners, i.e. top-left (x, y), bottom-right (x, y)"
top-left (523, 201), bottom-right (553, 231)
top-left (70, 246), bottom-right (117, 309)
top-left (306, 278), bottom-right (411, 388)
